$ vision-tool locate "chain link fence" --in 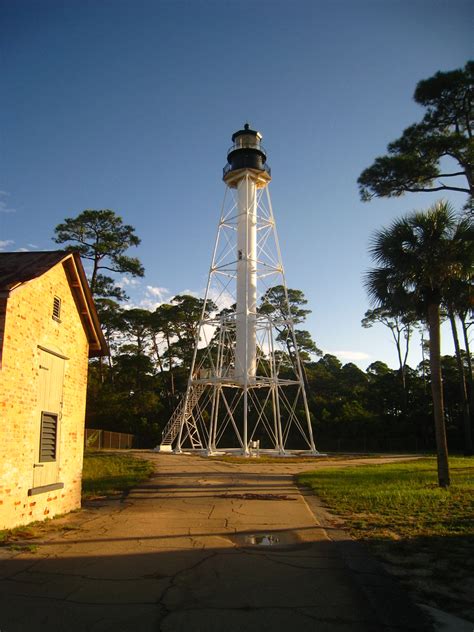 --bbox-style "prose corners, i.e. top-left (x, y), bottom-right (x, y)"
top-left (84, 428), bottom-right (136, 450)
